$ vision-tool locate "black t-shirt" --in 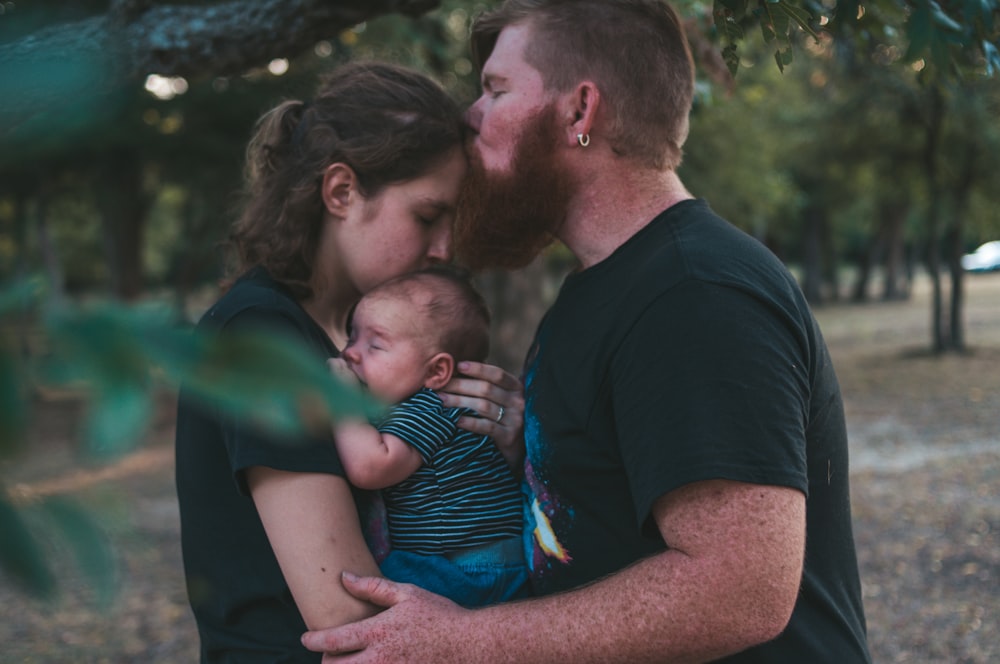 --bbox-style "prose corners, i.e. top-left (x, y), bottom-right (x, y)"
top-left (522, 199), bottom-right (871, 662)
top-left (175, 268), bottom-right (342, 663)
